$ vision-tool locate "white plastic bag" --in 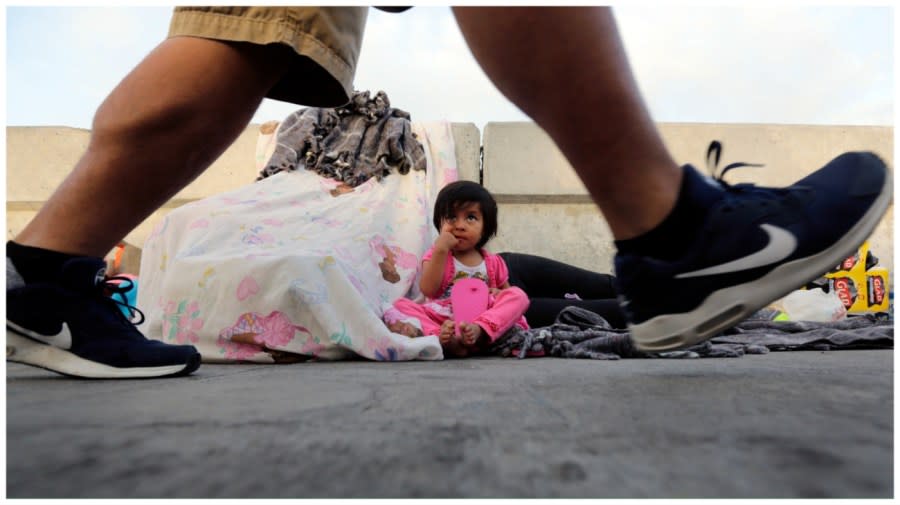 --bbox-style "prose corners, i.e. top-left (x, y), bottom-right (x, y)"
top-left (779, 288), bottom-right (847, 322)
